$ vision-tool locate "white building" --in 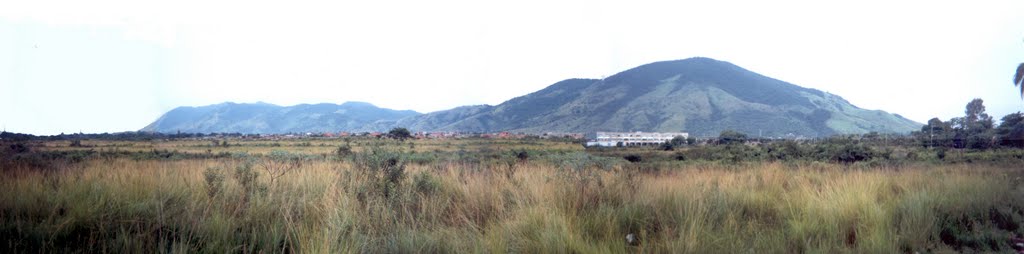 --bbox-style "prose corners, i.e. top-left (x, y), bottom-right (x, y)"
top-left (585, 131), bottom-right (689, 147)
